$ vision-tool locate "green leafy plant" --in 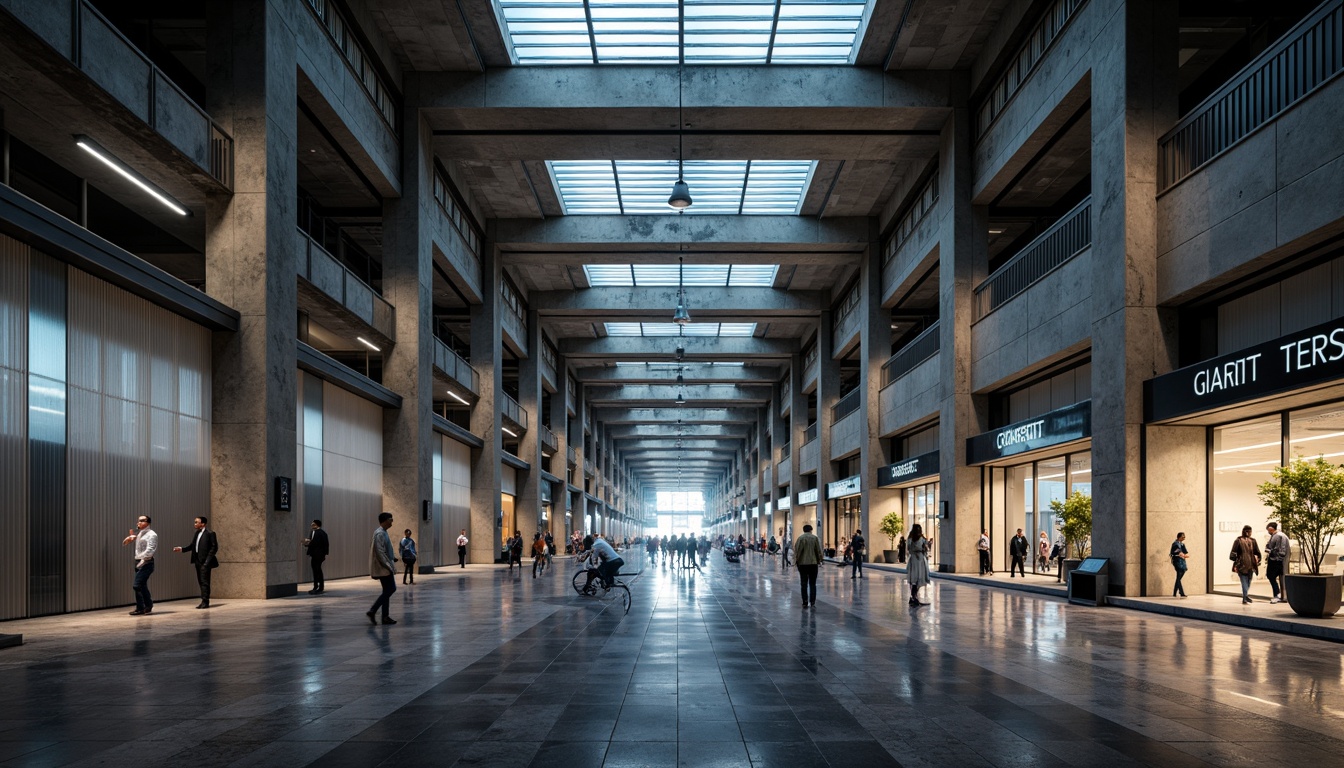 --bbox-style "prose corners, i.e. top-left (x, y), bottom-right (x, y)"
top-left (1257, 456), bottom-right (1344, 575)
top-left (878, 511), bottom-right (905, 549)
top-left (1050, 491), bottom-right (1092, 559)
